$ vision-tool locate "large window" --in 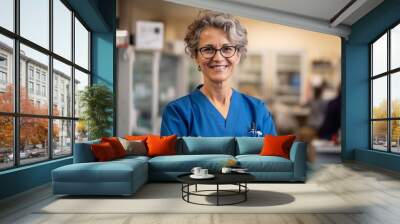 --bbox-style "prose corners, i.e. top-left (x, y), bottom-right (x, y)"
top-left (0, 0), bottom-right (91, 171)
top-left (0, 0), bottom-right (14, 32)
top-left (371, 23), bottom-right (400, 153)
